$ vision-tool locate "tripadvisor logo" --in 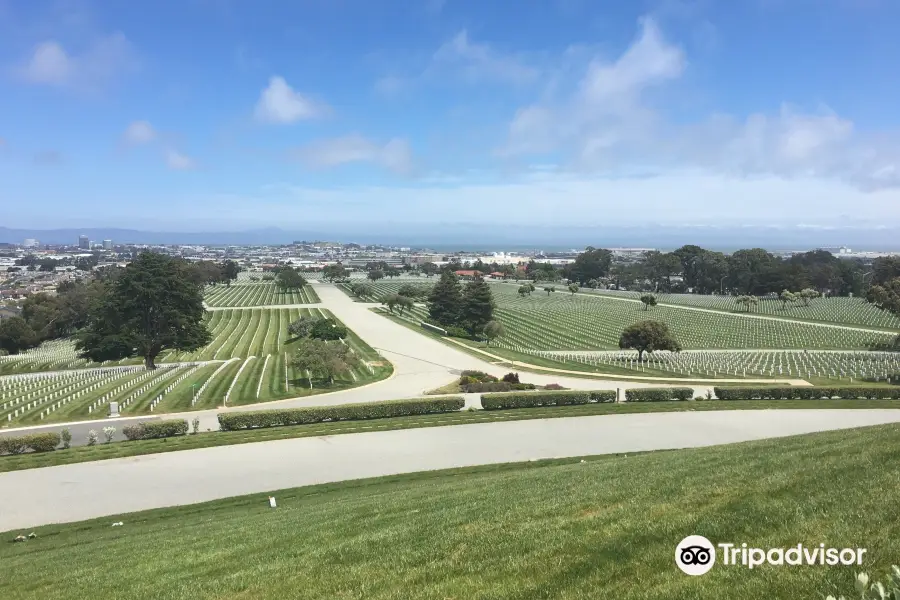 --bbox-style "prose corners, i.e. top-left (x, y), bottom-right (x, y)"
top-left (675, 536), bottom-right (867, 576)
